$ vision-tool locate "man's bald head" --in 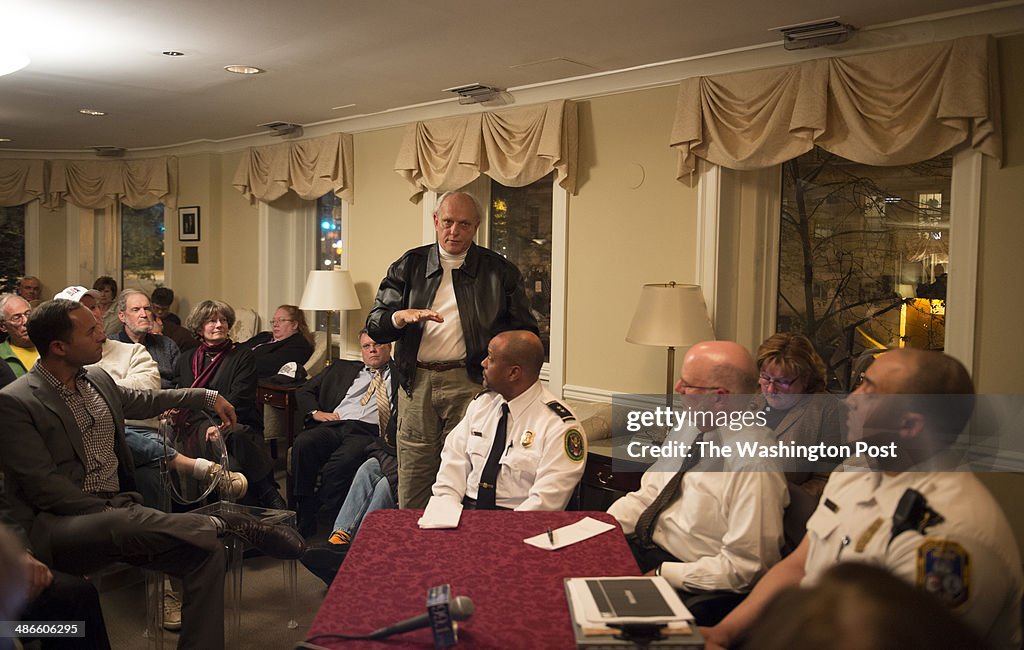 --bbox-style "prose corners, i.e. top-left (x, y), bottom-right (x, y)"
top-left (481, 330), bottom-right (544, 400)
top-left (684, 340), bottom-right (759, 395)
